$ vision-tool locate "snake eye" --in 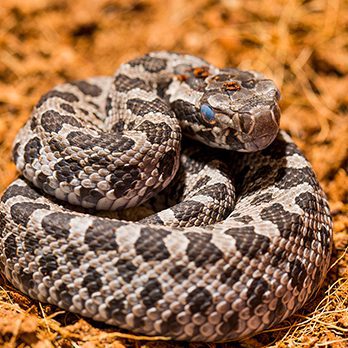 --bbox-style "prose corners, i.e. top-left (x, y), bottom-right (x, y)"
top-left (200, 104), bottom-right (216, 125)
